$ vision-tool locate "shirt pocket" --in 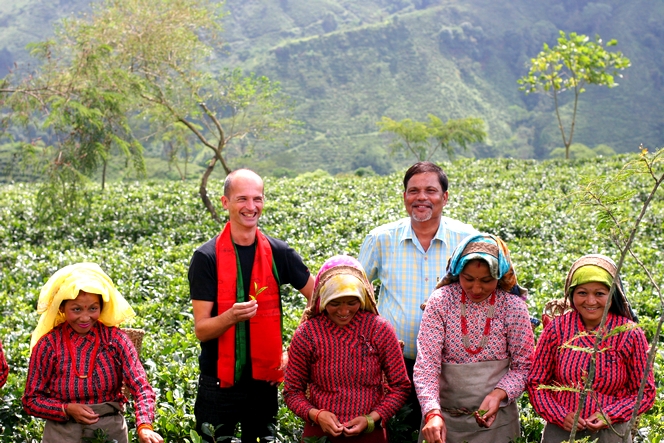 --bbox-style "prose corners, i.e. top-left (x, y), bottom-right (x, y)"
top-left (595, 348), bottom-right (626, 390)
